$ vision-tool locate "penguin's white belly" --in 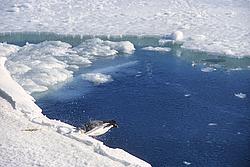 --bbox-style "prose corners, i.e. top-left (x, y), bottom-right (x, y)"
top-left (85, 126), bottom-right (112, 136)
